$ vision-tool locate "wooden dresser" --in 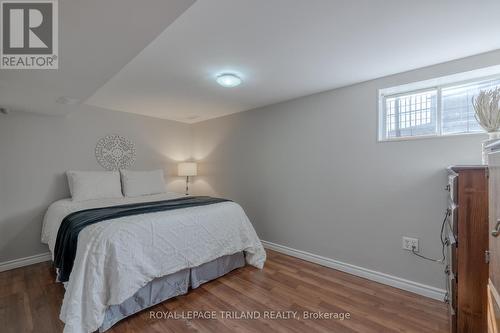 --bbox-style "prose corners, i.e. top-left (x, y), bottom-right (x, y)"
top-left (446, 166), bottom-right (489, 333)
top-left (486, 145), bottom-right (500, 333)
